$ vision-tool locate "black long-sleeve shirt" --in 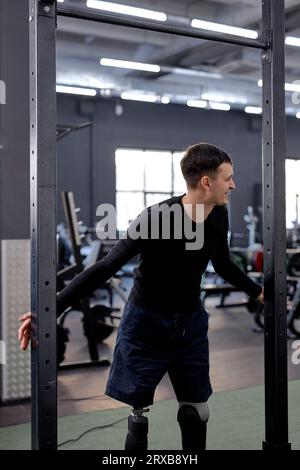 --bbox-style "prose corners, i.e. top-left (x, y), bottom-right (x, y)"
top-left (57, 195), bottom-right (262, 316)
